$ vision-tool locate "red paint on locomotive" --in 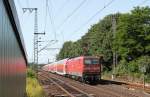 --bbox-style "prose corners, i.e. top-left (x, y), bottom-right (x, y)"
top-left (43, 56), bottom-right (101, 83)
